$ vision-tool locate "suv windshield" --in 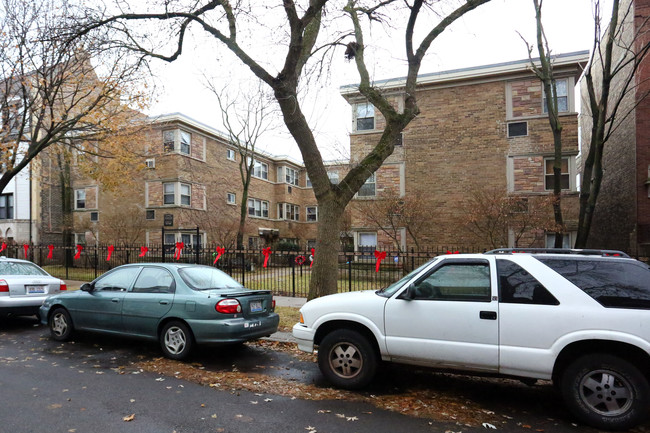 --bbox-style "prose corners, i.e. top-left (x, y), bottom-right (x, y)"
top-left (377, 258), bottom-right (438, 297)
top-left (178, 266), bottom-right (243, 290)
top-left (0, 261), bottom-right (48, 276)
